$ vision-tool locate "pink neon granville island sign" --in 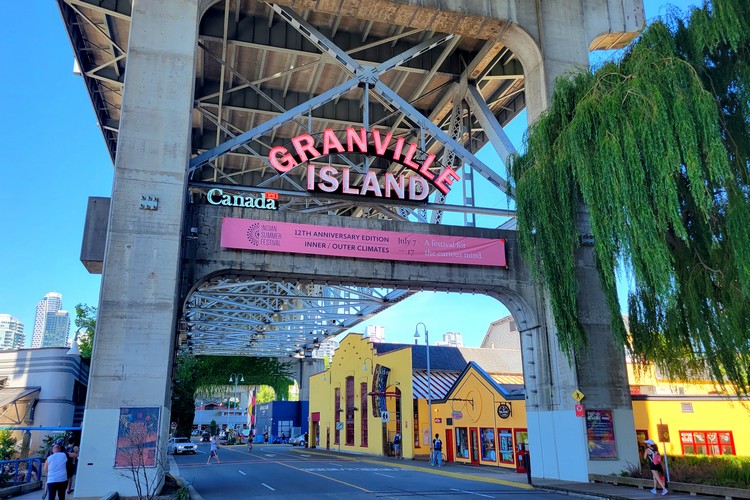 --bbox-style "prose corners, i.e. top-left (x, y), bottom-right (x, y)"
top-left (267, 127), bottom-right (461, 201)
